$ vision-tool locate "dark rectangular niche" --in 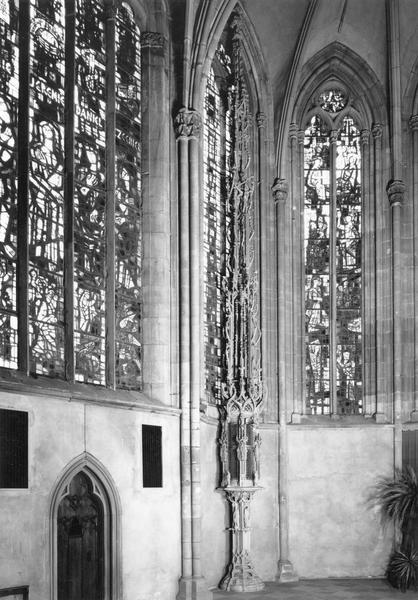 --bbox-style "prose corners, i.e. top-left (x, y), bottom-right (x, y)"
top-left (0, 408), bottom-right (28, 488)
top-left (142, 424), bottom-right (162, 488)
